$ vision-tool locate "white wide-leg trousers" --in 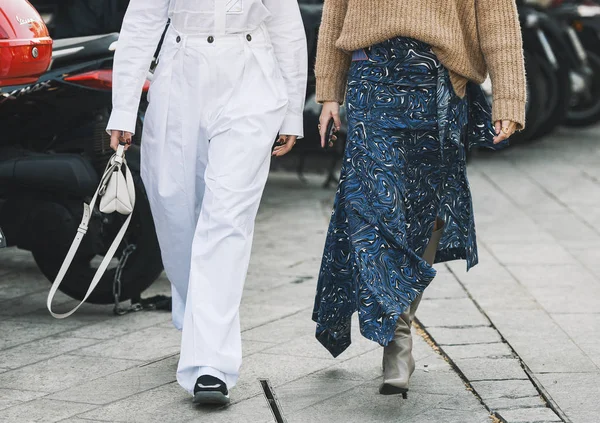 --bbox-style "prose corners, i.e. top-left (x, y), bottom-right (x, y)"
top-left (140, 25), bottom-right (289, 393)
